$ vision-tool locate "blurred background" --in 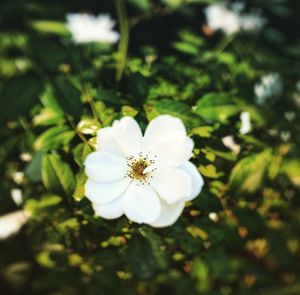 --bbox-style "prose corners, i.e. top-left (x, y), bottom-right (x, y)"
top-left (0, 0), bottom-right (300, 294)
